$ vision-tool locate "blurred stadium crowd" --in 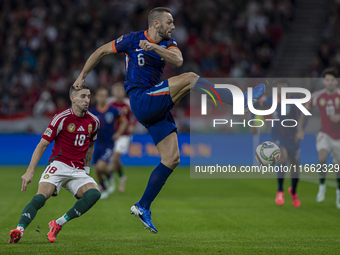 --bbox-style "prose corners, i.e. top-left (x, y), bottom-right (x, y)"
top-left (309, 0), bottom-right (340, 77)
top-left (0, 0), bottom-right (296, 122)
